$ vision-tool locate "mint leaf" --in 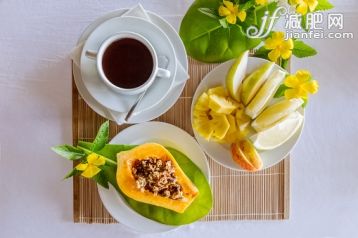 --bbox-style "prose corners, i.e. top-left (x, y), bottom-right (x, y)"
top-left (51, 145), bottom-right (85, 160)
top-left (316, 0), bottom-right (334, 11)
top-left (92, 121), bottom-right (109, 152)
top-left (293, 40), bottom-right (317, 58)
top-left (274, 84), bottom-right (290, 98)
